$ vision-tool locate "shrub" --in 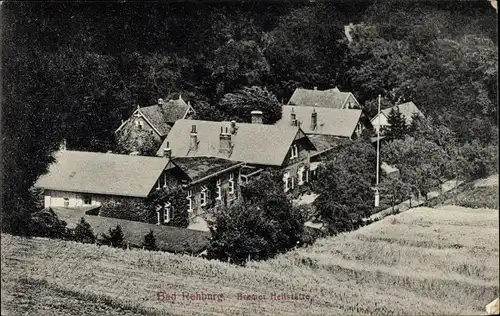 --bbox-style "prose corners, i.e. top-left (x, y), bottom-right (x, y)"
top-left (29, 208), bottom-right (71, 240)
top-left (73, 217), bottom-right (96, 244)
top-left (99, 199), bottom-right (155, 224)
top-left (142, 230), bottom-right (158, 251)
top-left (208, 171), bottom-right (305, 265)
top-left (101, 224), bottom-right (125, 248)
